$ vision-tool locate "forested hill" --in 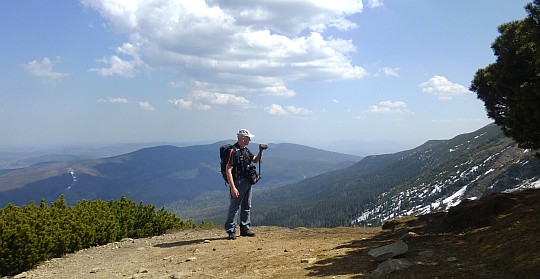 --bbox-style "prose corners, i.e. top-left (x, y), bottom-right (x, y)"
top-left (0, 142), bottom-right (360, 208)
top-left (253, 123), bottom-right (540, 227)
